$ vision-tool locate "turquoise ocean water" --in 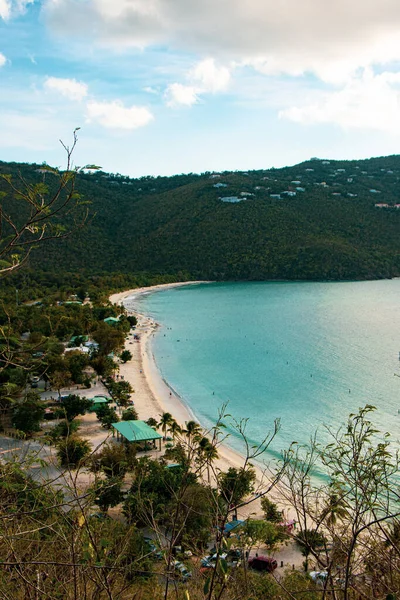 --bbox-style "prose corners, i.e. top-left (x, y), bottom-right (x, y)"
top-left (126, 281), bottom-right (400, 461)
